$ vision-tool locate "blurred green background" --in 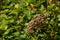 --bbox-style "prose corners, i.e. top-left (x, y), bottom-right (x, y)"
top-left (0, 0), bottom-right (60, 40)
